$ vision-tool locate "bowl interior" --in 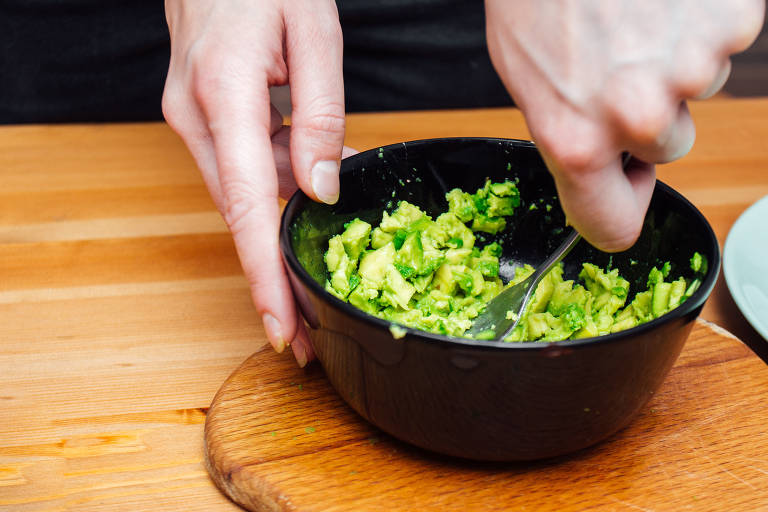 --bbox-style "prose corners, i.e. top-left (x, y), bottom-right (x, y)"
top-left (287, 138), bottom-right (719, 331)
